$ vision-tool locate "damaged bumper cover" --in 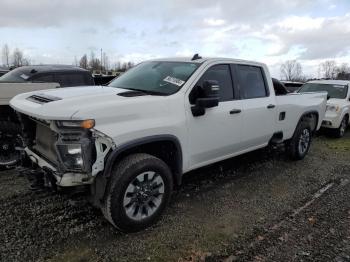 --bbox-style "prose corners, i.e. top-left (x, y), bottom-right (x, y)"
top-left (22, 118), bottom-right (114, 187)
